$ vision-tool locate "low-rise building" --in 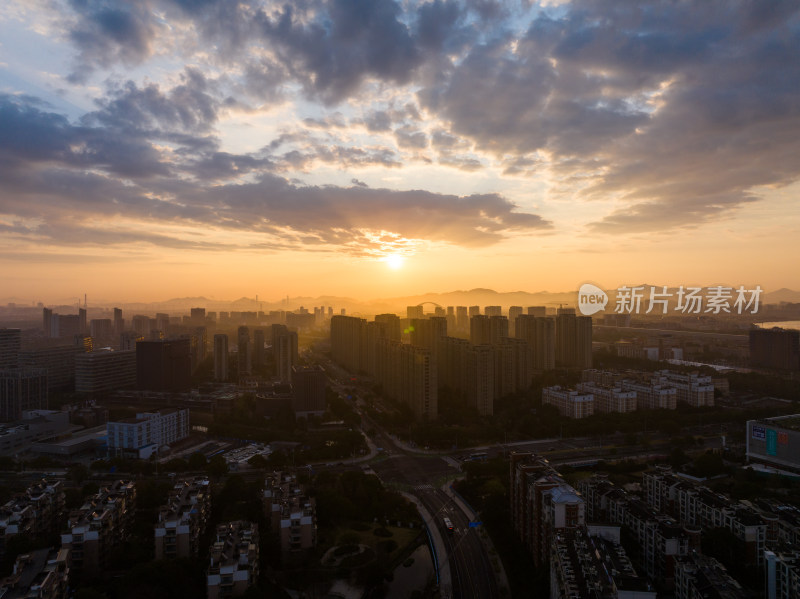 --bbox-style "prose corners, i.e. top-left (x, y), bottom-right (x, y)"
top-left (0, 547), bottom-right (69, 599)
top-left (60, 481), bottom-right (136, 576)
top-left (550, 528), bottom-right (656, 599)
top-left (576, 381), bottom-right (637, 413)
top-left (154, 477), bottom-right (211, 559)
top-left (0, 479), bottom-right (65, 559)
top-left (542, 386), bottom-right (594, 419)
top-left (674, 554), bottom-right (748, 599)
top-left (264, 472), bottom-right (317, 564)
top-left (207, 521), bottom-right (259, 599)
